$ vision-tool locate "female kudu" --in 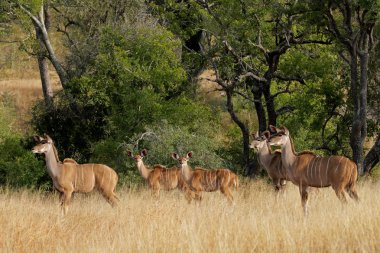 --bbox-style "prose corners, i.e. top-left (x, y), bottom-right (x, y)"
top-left (32, 134), bottom-right (119, 214)
top-left (268, 126), bottom-right (359, 215)
top-left (128, 149), bottom-right (197, 202)
top-left (171, 151), bottom-right (239, 203)
top-left (250, 131), bottom-right (287, 191)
